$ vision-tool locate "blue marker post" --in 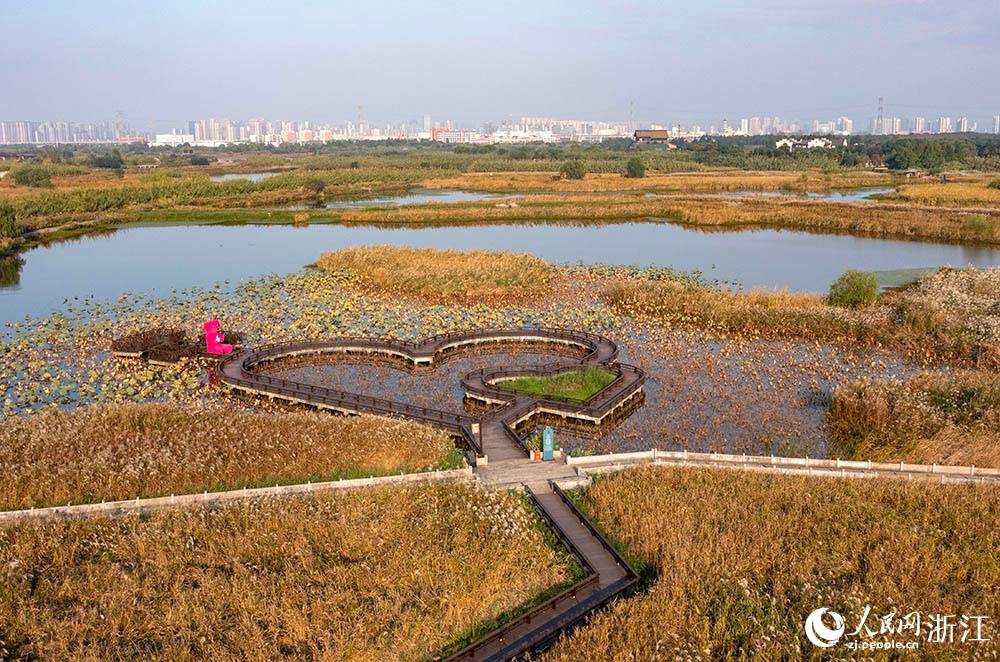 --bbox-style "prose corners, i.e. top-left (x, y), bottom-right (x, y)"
top-left (542, 426), bottom-right (555, 461)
